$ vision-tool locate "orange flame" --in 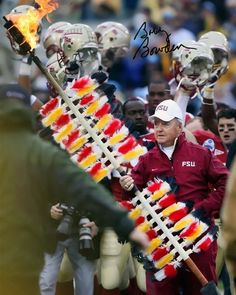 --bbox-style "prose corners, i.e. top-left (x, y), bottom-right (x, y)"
top-left (6, 0), bottom-right (59, 49)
